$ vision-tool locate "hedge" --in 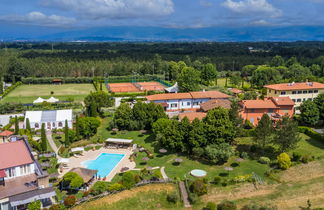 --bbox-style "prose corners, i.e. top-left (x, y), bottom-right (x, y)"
top-left (0, 82), bottom-right (22, 98)
top-left (298, 126), bottom-right (323, 141)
